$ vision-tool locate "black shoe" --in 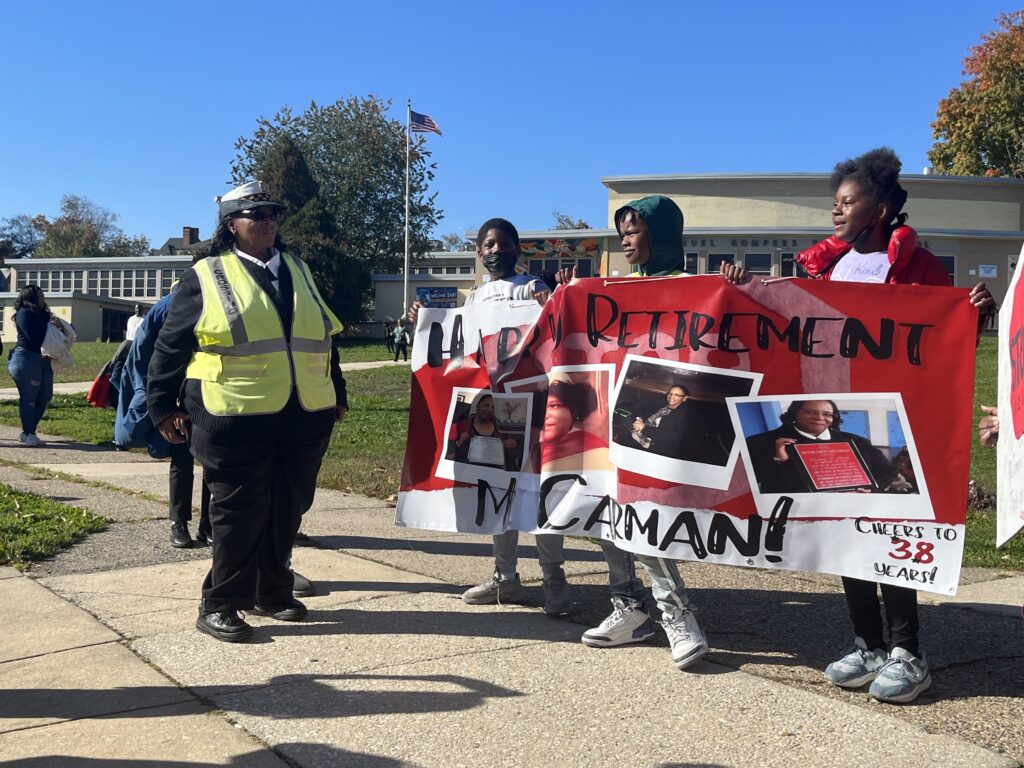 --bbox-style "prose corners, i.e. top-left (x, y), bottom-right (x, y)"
top-left (291, 570), bottom-right (315, 597)
top-left (170, 522), bottom-right (192, 548)
top-left (196, 610), bottom-right (253, 642)
top-left (252, 597), bottom-right (307, 621)
top-left (195, 519), bottom-right (212, 545)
